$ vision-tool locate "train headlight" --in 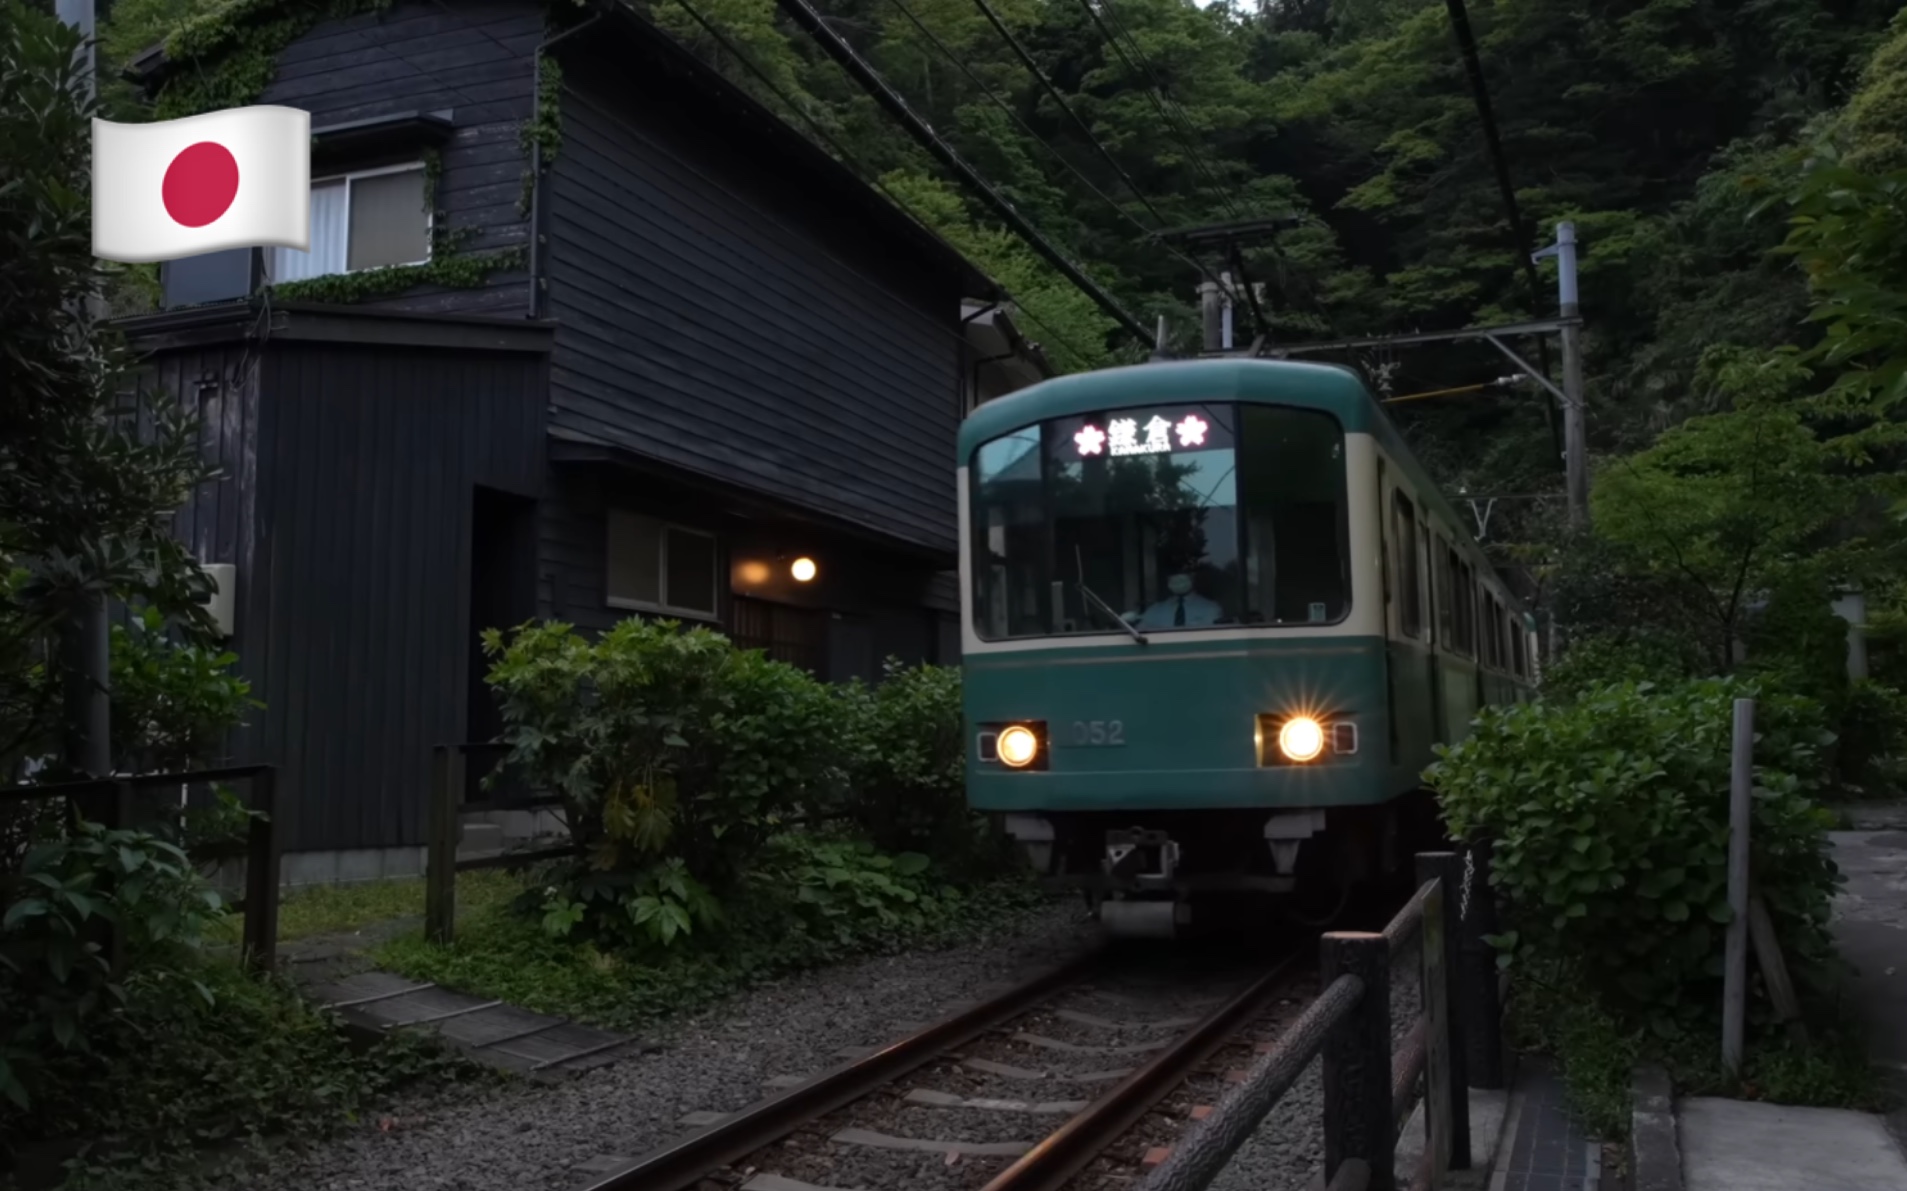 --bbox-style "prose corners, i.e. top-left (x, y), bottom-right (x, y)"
top-left (1277, 716), bottom-right (1326, 763)
top-left (997, 725), bottom-right (1039, 769)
